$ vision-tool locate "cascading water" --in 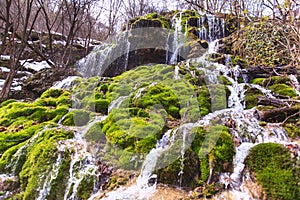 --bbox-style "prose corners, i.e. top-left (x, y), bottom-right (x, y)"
top-left (62, 116), bottom-right (107, 200)
top-left (289, 74), bottom-right (300, 96)
top-left (77, 29), bottom-right (131, 78)
top-left (166, 12), bottom-right (185, 64)
top-left (198, 14), bottom-right (226, 41)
